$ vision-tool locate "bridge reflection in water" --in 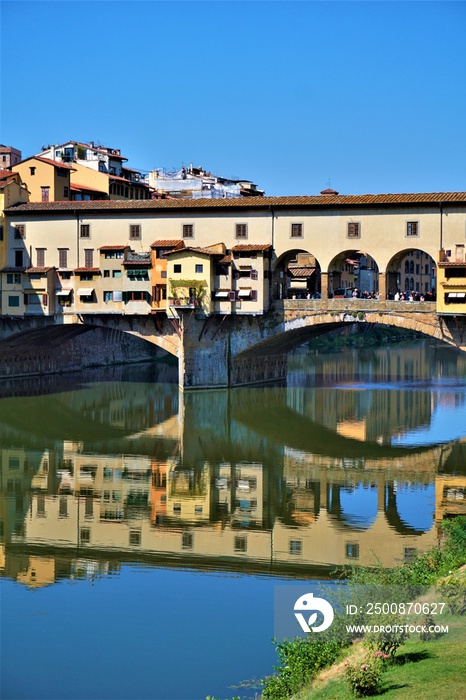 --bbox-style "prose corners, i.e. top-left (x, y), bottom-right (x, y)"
top-left (1, 342), bottom-right (465, 589)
